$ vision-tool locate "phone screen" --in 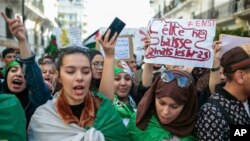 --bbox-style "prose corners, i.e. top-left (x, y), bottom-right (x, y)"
top-left (102, 17), bottom-right (126, 41)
